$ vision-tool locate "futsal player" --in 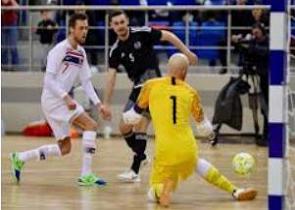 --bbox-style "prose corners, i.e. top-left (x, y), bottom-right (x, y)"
top-left (123, 53), bottom-right (257, 207)
top-left (10, 13), bottom-right (111, 186)
top-left (103, 10), bottom-right (197, 182)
